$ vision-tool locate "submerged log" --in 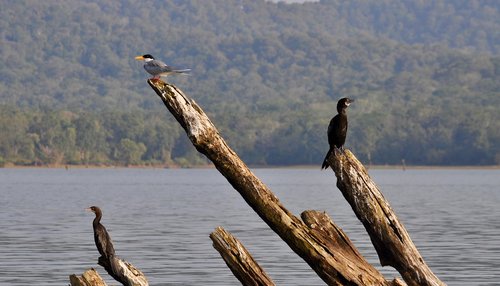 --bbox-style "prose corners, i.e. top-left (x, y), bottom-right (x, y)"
top-left (325, 150), bottom-right (445, 286)
top-left (210, 226), bottom-right (275, 286)
top-left (147, 80), bottom-right (399, 285)
top-left (69, 268), bottom-right (107, 286)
